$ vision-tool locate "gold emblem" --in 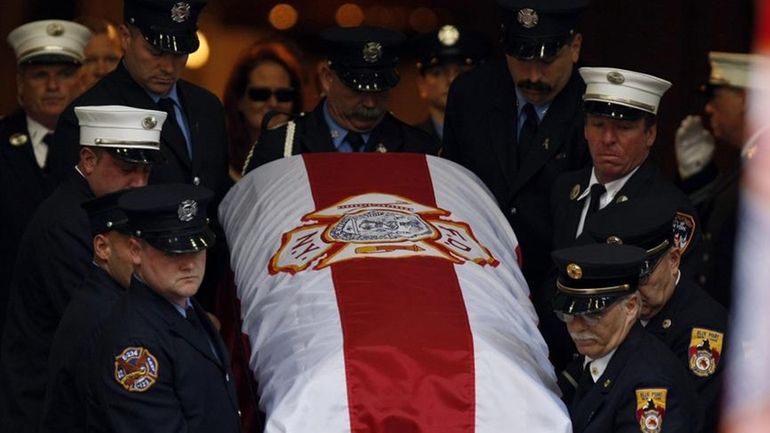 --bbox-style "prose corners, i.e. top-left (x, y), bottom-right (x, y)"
top-left (46, 22), bottom-right (65, 37)
top-left (688, 328), bottom-right (723, 377)
top-left (607, 71), bottom-right (625, 85)
top-left (566, 263), bottom-right (583, 280)
top-left (141, 116), bottom-right (157, 130)
top-left (517, 8), bottom-right (539, 28)
top-left (376, 143), bottom-right (387, 153)
top-left (662, 319), bottom-right (672, 329)
top-left (362, 42), bottom-right (382, 63)
top-left (569, 184), bottom-right (581, 200)
top-left (636, 389), bottom-right (667, 433)
top-left (606, 236), bottom-right (623, 245)
top-left (438, 25), bottom-right (460, 47)
top-left (603, 379), bottom-right (612, 388)
top-left (9, 133), bottom-right (28, 146)
top-left (615, 195), bottom-right (629, 203)
top-left (171, 2), bottom-right (191, 23)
